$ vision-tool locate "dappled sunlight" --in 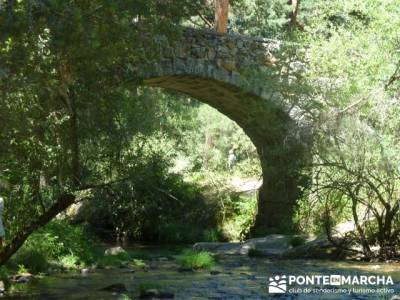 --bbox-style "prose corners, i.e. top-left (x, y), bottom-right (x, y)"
top-left (1, 0), bottom-right (400, 298)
